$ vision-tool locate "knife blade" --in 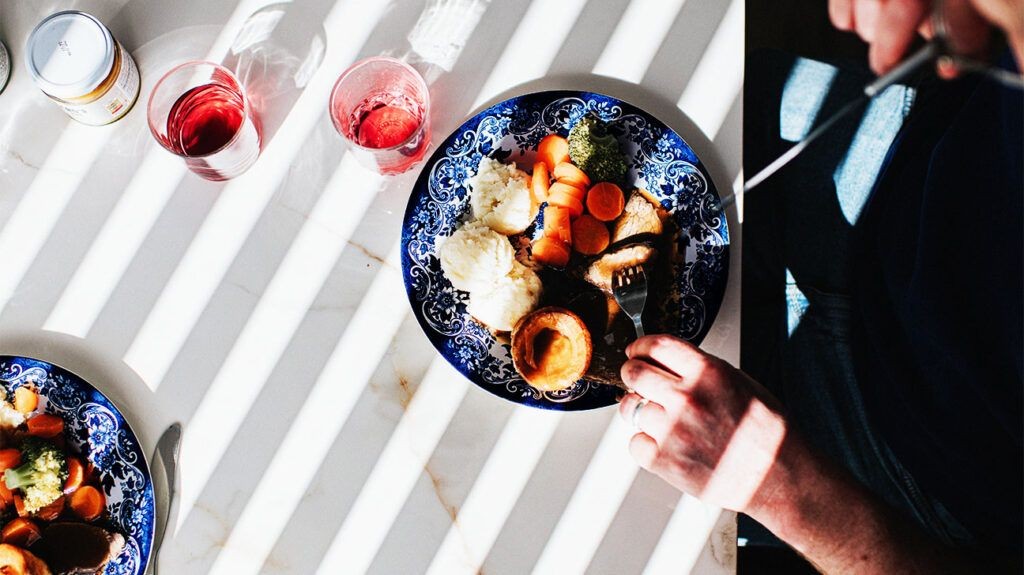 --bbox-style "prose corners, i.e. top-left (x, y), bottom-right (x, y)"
top-left (148, 422), bottom-right (182, 575)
